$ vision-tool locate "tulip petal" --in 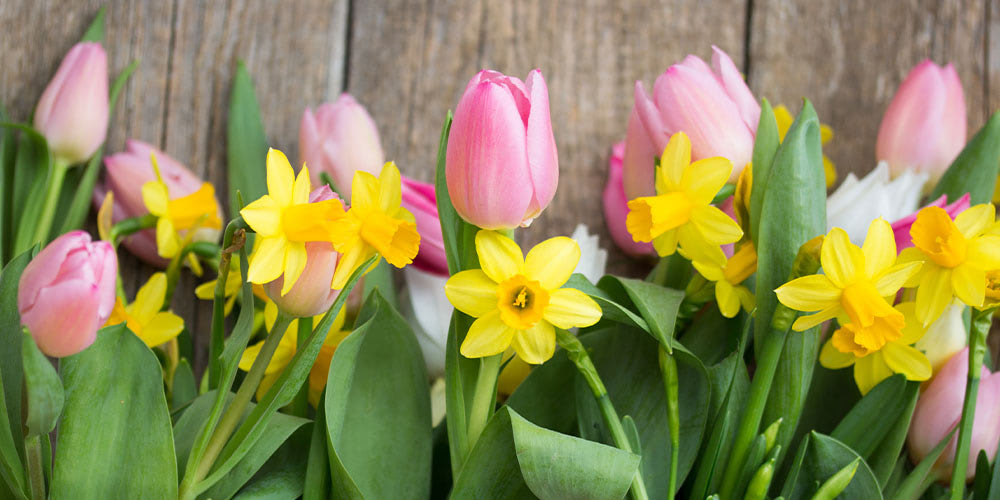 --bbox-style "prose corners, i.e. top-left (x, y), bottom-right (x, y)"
top-left (882, 342), bottom-right (932, 382)
top-left (524, 237), bottom-right (580, 290)
top-left (622, 107), bottom-right (659, 200)
top-left (524, 70), bottom-right (559, 218)
top-left (711, 46), bottom-right (760, 130)
top-left (240, 195), bottom-right (282, 237)
top-left (460, 310), bottom-right (514, 359)
top-left (445, 270), bottom-right (498, 318)
top-left (511, 321), bottom-right (556, 365)
top-left (266, 149), bottom-right (295, 207)
top-left (543, 288), bottom-right (602, 329)
top-left (22, 279), bottom-right (102, 358)
top-left (475, 231), bottom-right (523, 283)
